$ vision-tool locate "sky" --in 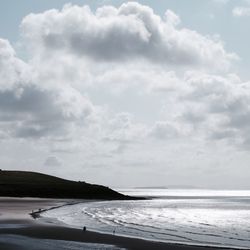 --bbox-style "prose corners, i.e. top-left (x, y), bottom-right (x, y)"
top-left (1, 0), bottom-right (250, 189)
